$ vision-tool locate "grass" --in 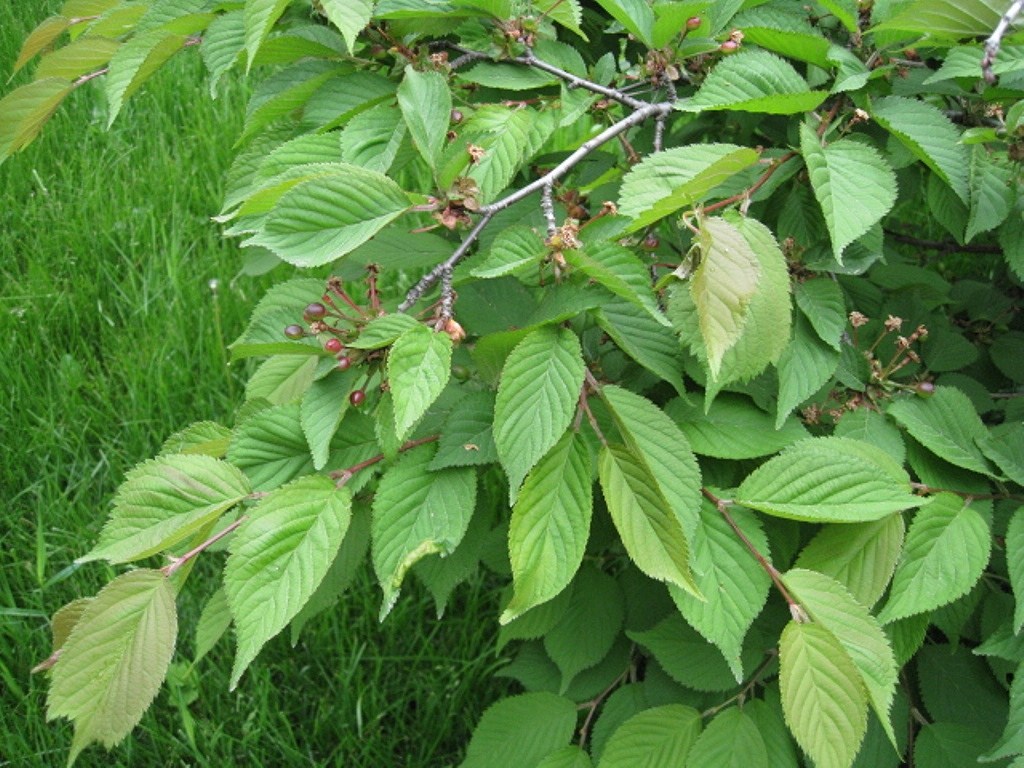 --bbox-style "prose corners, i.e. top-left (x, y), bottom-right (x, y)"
top-left (0, 5), bottom-right (508, 765)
